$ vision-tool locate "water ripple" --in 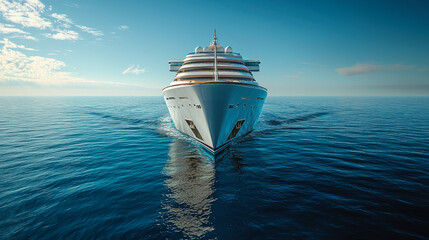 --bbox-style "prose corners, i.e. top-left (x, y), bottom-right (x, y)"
top-left (0, 96), bottom-right (428, 239)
